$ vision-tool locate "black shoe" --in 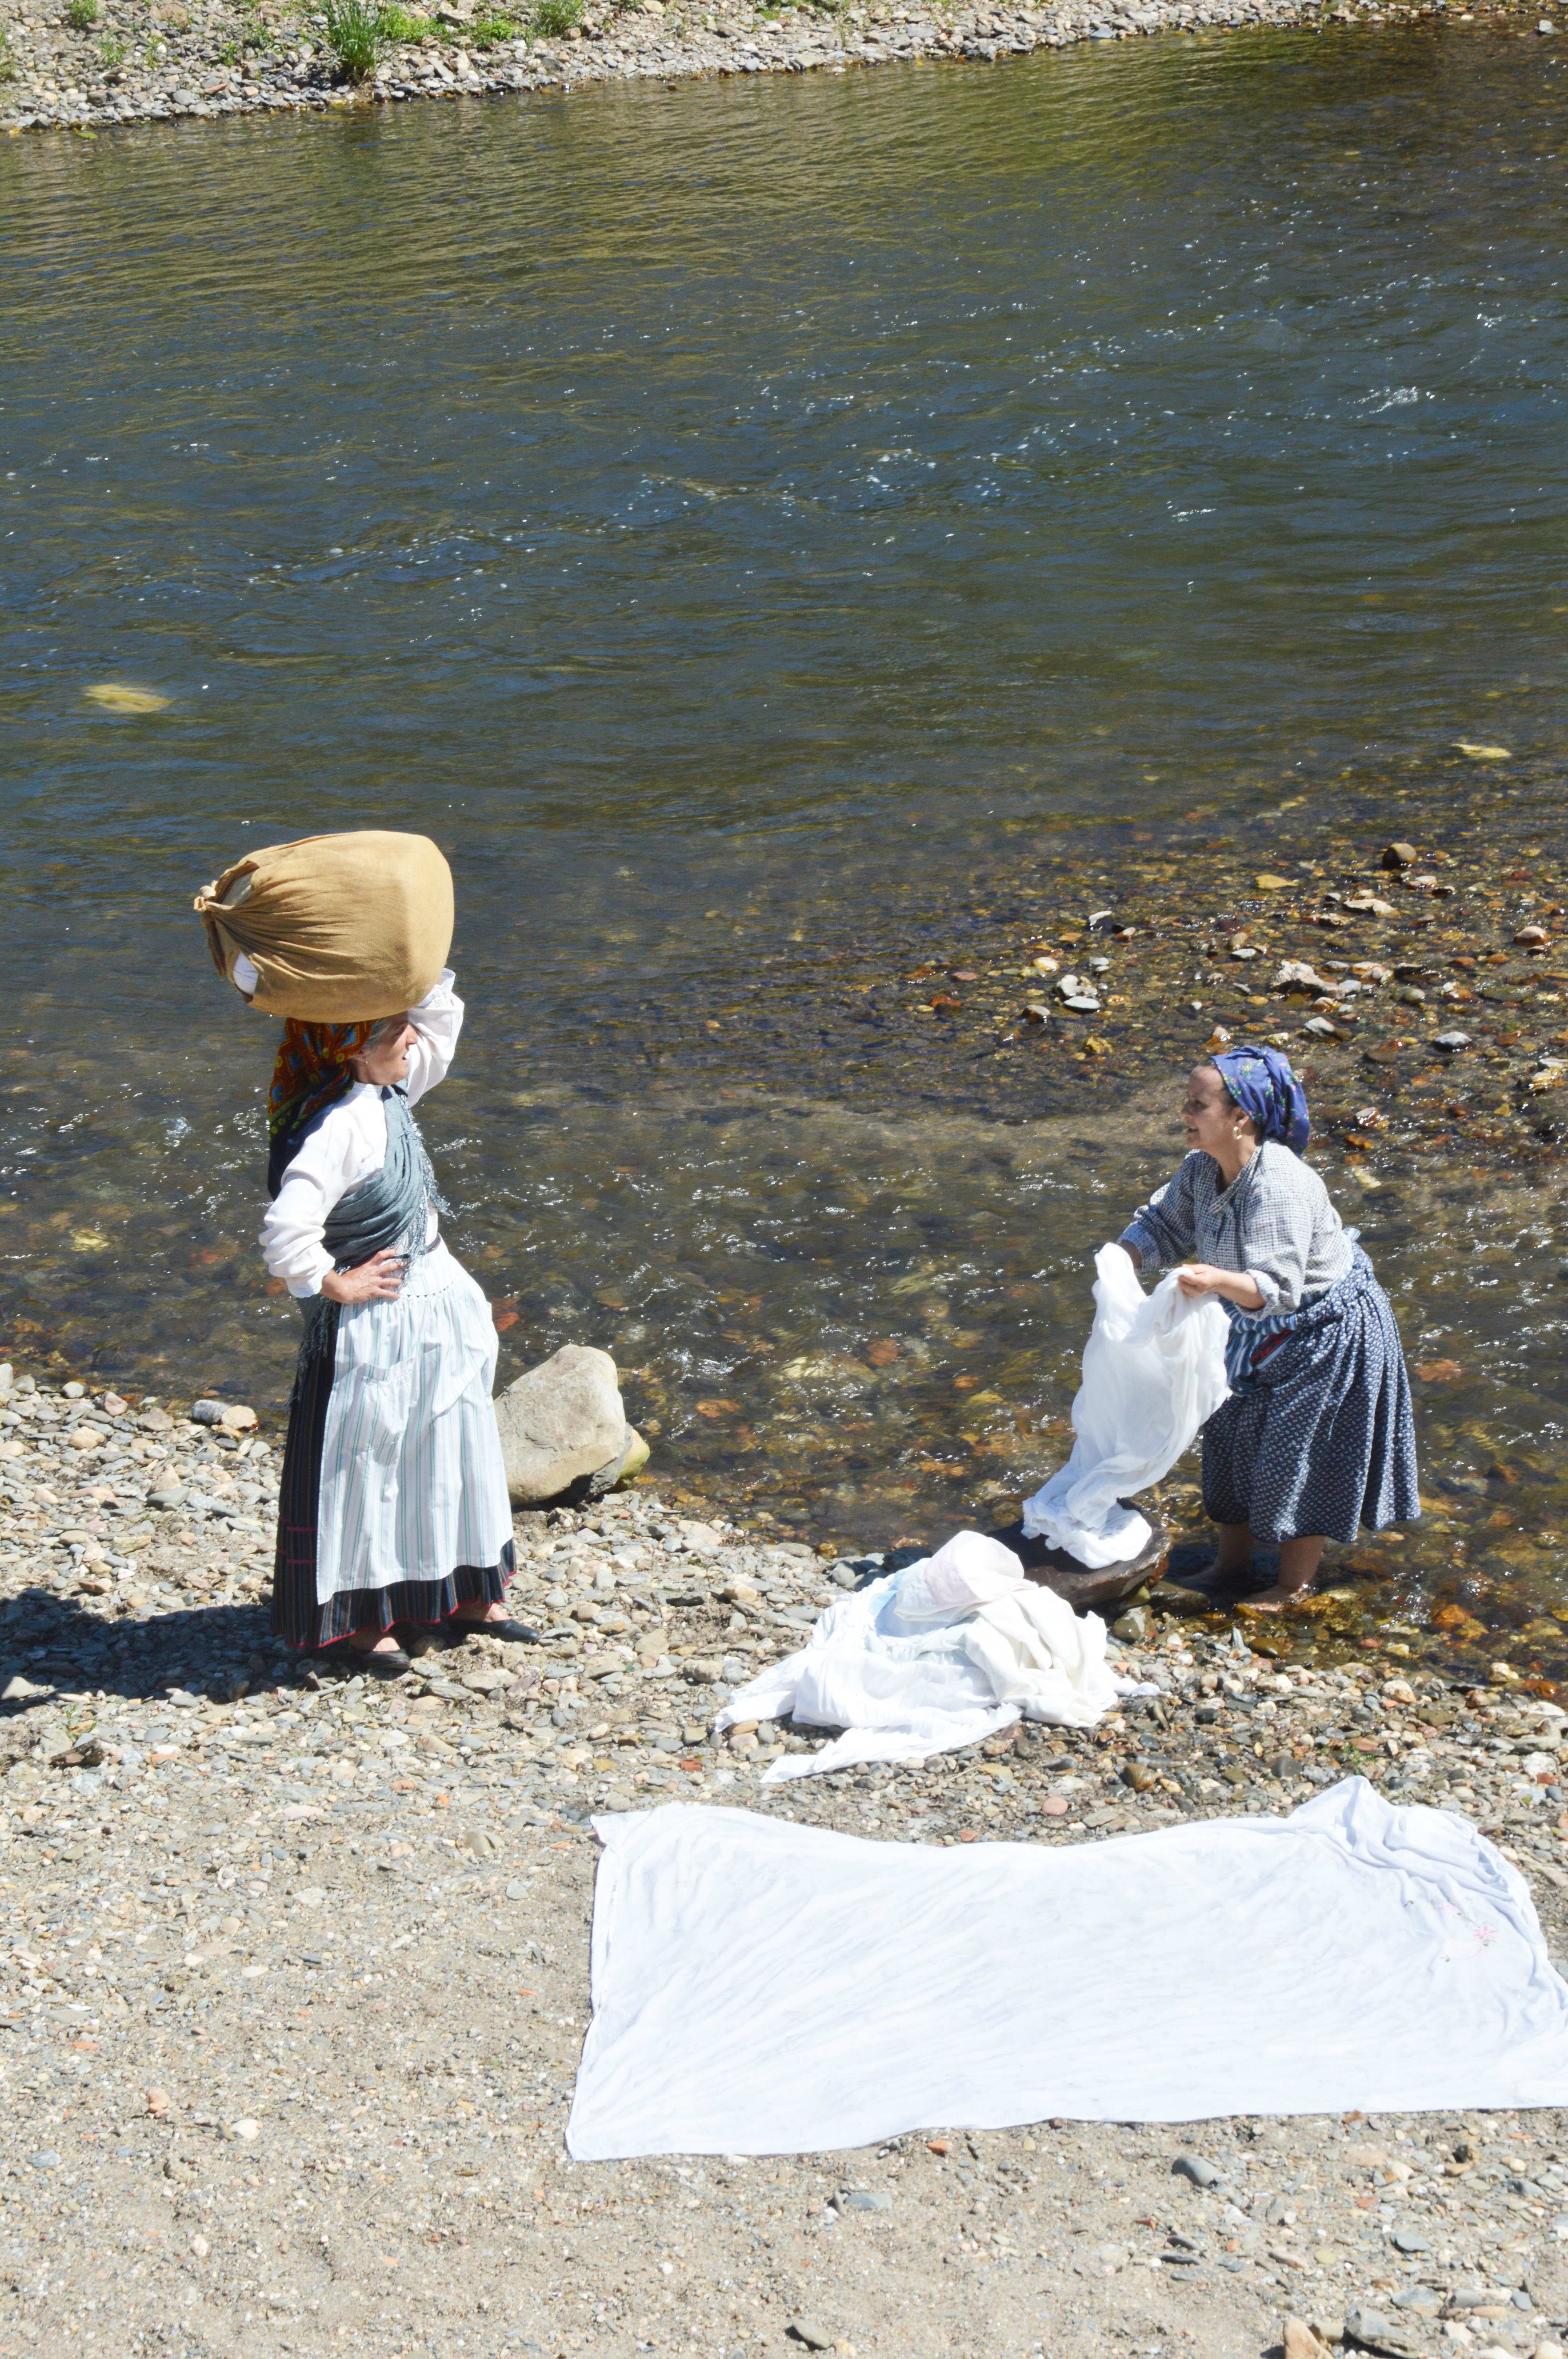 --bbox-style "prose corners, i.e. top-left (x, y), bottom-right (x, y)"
top-left (450, 1617), bottom-right (542, 1645)
top-left (347, 1644), bottom-right (412, 1679)
top-left (396, 1623), bottom-right (468, 1654)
